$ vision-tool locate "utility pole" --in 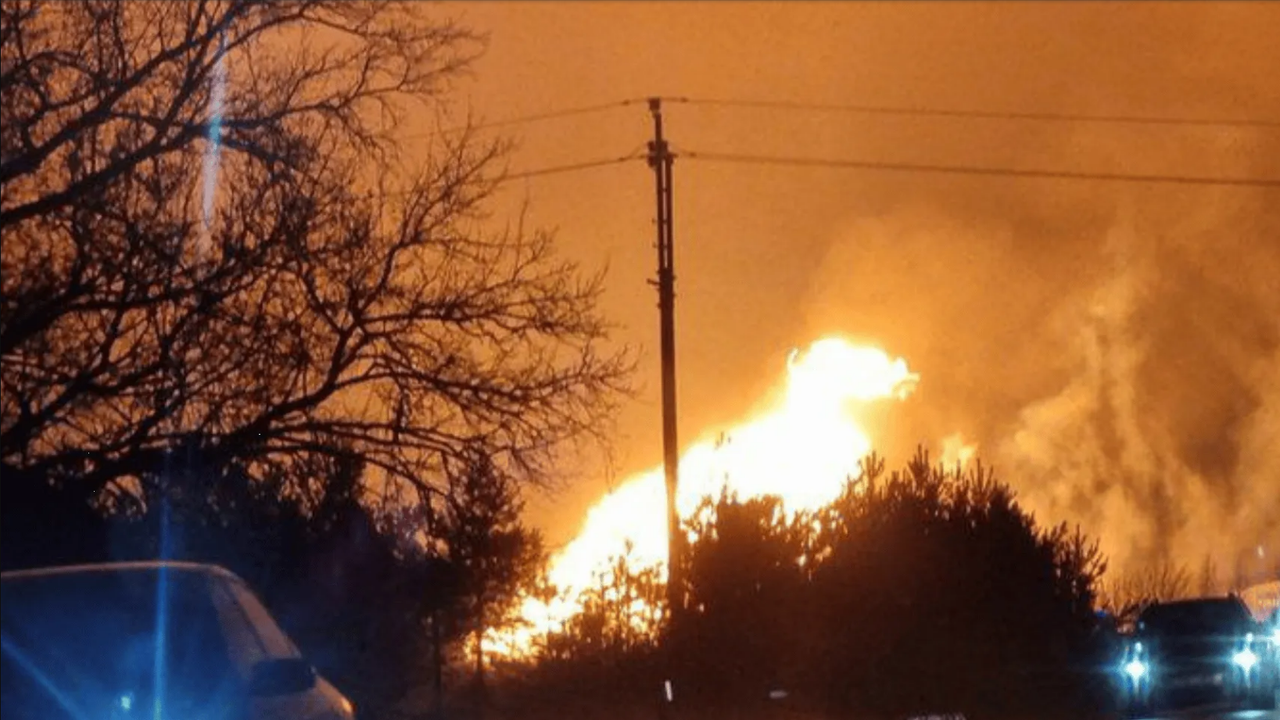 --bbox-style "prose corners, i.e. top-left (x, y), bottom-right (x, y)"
top-left (647, 98), bottom-right (682, 629)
